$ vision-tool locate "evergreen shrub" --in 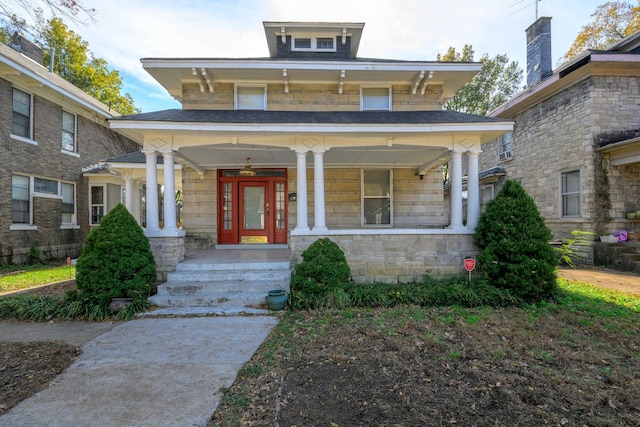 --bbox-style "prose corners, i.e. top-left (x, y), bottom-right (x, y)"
top-left (474, 180), bottom-right (558, 301)
top-left (289, 238), bottom-right (351, 309)
top-left (73, 204), bottom-right (156, 308)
